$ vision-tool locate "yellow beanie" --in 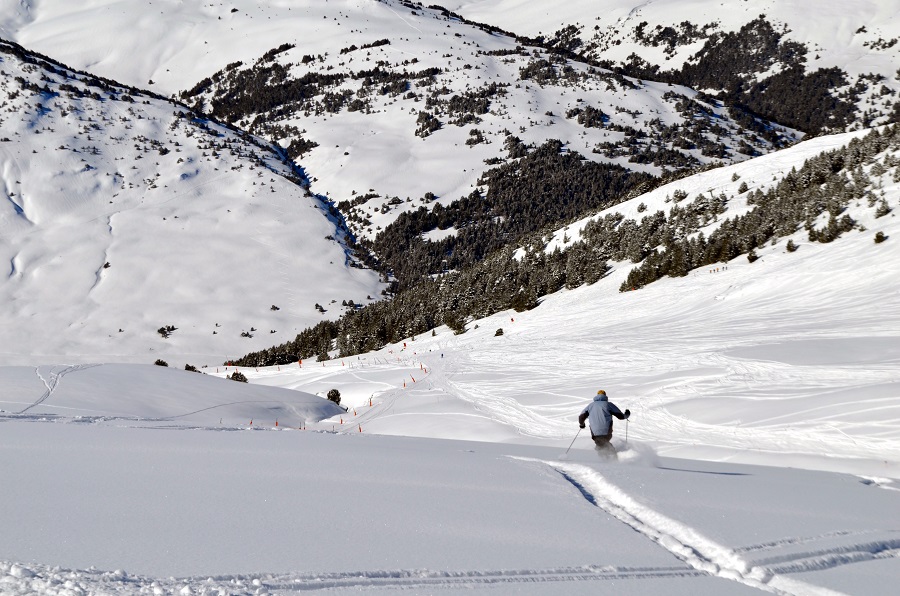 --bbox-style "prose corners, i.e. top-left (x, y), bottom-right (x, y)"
top-left (597, 389), bottom-right (606, 395)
